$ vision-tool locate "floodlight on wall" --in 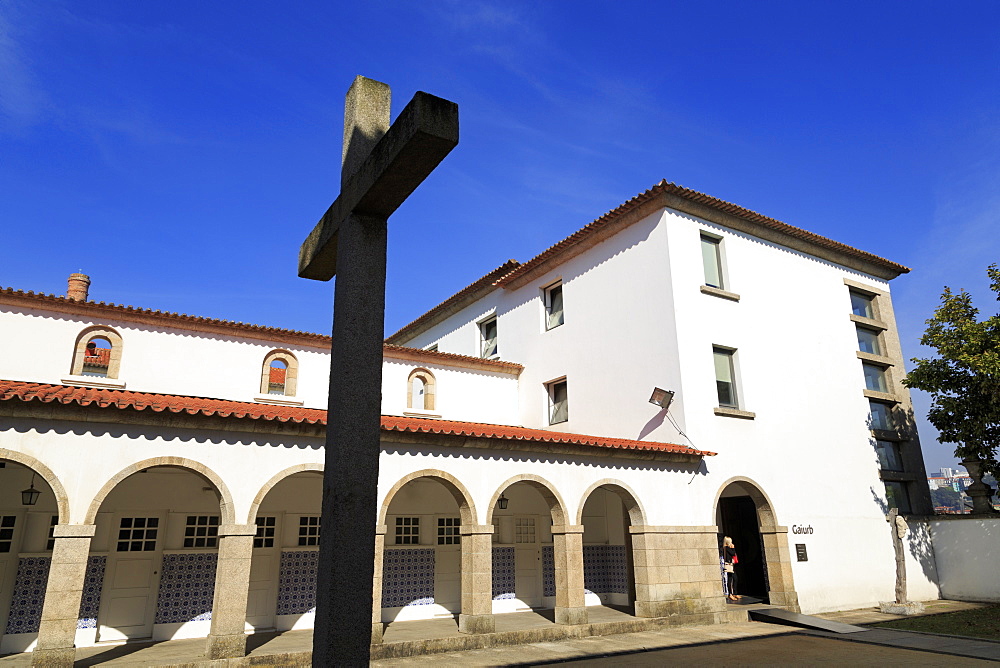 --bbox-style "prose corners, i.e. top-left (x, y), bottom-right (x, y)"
top-left (21, 473), bottom-right (40, 506)
top-left (497, 494), bottom-right (509, 510)
top-left (648, 387), bottom-right (675, 410)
